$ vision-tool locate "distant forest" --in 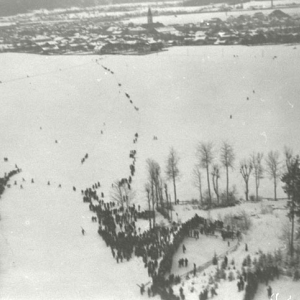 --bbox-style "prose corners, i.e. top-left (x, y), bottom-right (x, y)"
top-left (0, 0), bottom-right (168, 16)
